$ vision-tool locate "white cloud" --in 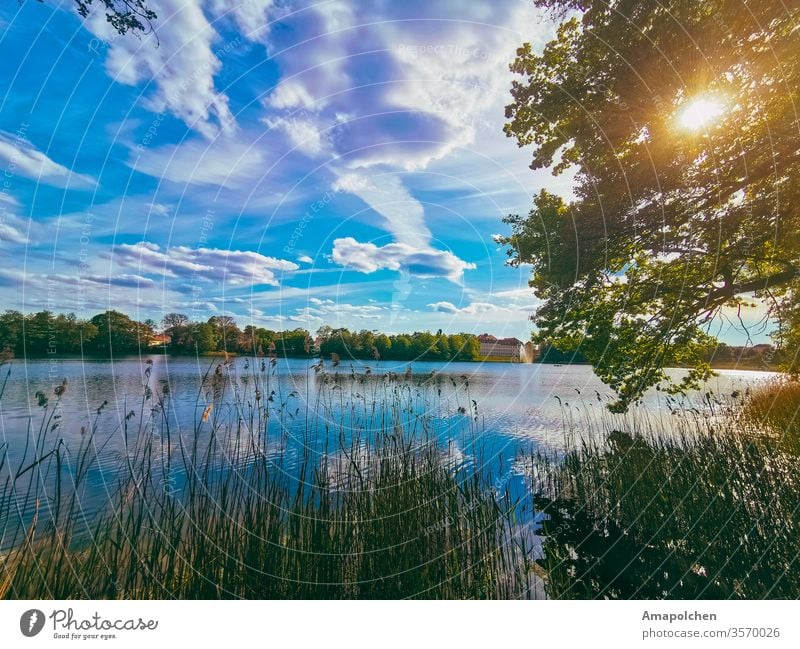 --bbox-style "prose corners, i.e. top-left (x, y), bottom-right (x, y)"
top-left (209, 0), bottom-right (275, 42)
top-left (0, 192), bottom-right (19, 207)
top-left (245, 298), bottom-right (386, 328)
top-left (265, 116), bottom-right (326, 157)
top-left (266, 80), bottom-right (318, 110)
top-left (0, 268), bottom-right (166, 316)
top-left (292, 300), bottom-right (386, 323)
top-left (145, 202), bottom-right (172, 217)
top-left (86, 0), bottom-right (234, 138)
top-left (0, 132), bottom-right (96, 189)
top-left (331, 237), bottom-right (475, 282)
top-left (490, 287), bottom-right (538, 302)
top-left (313, 0), bottom-right (353, 32)
top-left (130, 136), bottom-right (265, 188)
top-left (0, 213), bottom-right (30, 245)
top-left (333, 173), bottom-right (429, 248)
top-left (428, 301), bottom-right (506, 315)
top-left (112, 241), bottom-right (298, 286)
top-left (297, 254), bottom-right (314, 264)
top-left (83, 273), bottom-right (158, 288)
top-left (113, 241), bottom-right (207, 276)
